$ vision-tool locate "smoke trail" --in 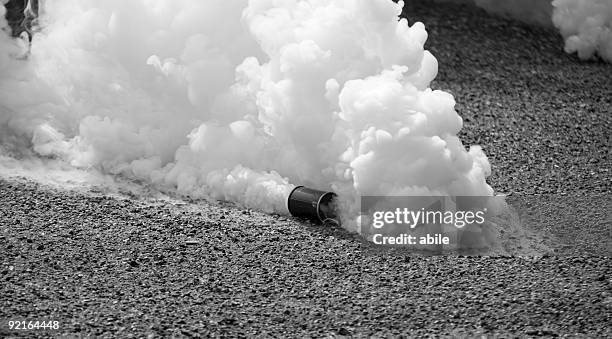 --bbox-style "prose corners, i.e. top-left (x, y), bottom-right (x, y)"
top-left (552, 0), bottom-right (612, 62)
top-left (434, 0), bottom-right (612, 62)
top-left (1, 0), bottom-right (496, 236)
